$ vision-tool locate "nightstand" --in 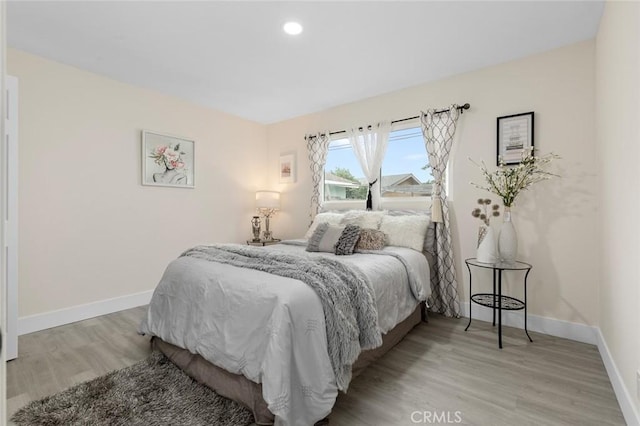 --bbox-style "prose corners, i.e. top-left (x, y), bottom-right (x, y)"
top-left (246, 239), bottom-right (281, 246)
top-left (464, 258), bottom-right (533, 349)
